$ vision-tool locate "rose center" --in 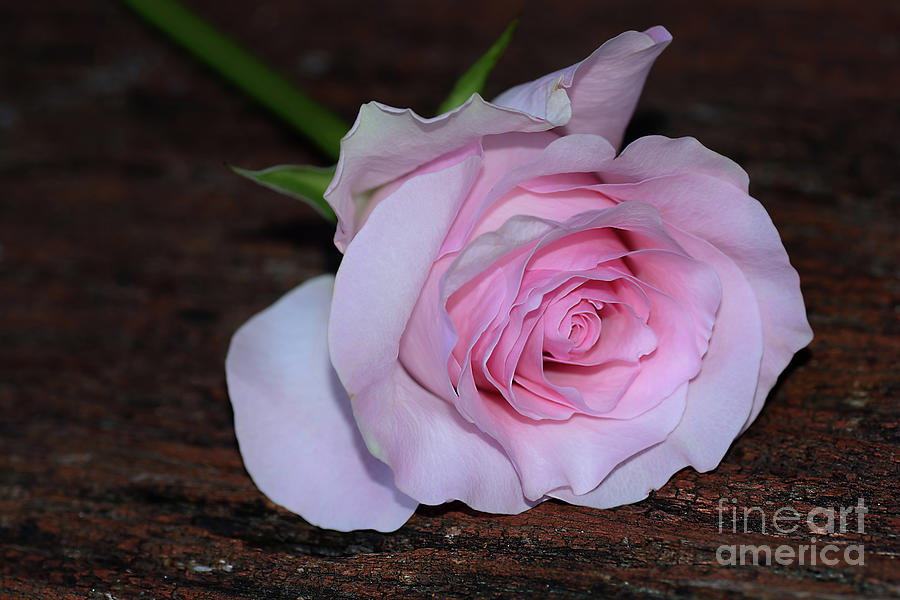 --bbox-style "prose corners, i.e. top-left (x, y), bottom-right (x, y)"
top-left (567, 307), bottom-right (601, 350)
top-left (544, 298), bottom-right (605, 359)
